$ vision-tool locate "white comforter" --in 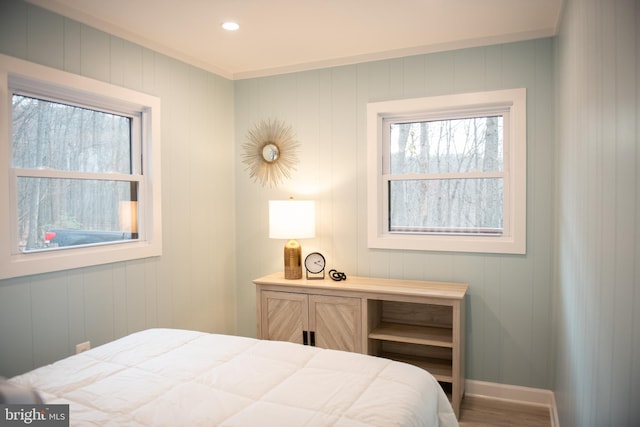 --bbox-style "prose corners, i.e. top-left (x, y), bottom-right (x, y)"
top-left (10, 328), bottom-right (458, 427)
